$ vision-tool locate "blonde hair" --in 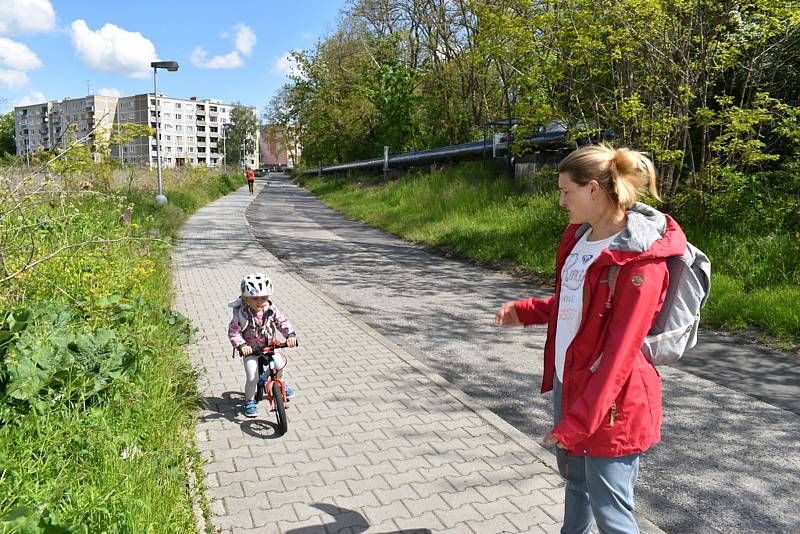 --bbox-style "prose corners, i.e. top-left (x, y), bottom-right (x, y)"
top-left (558, 144), bottom-right (660, 209)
